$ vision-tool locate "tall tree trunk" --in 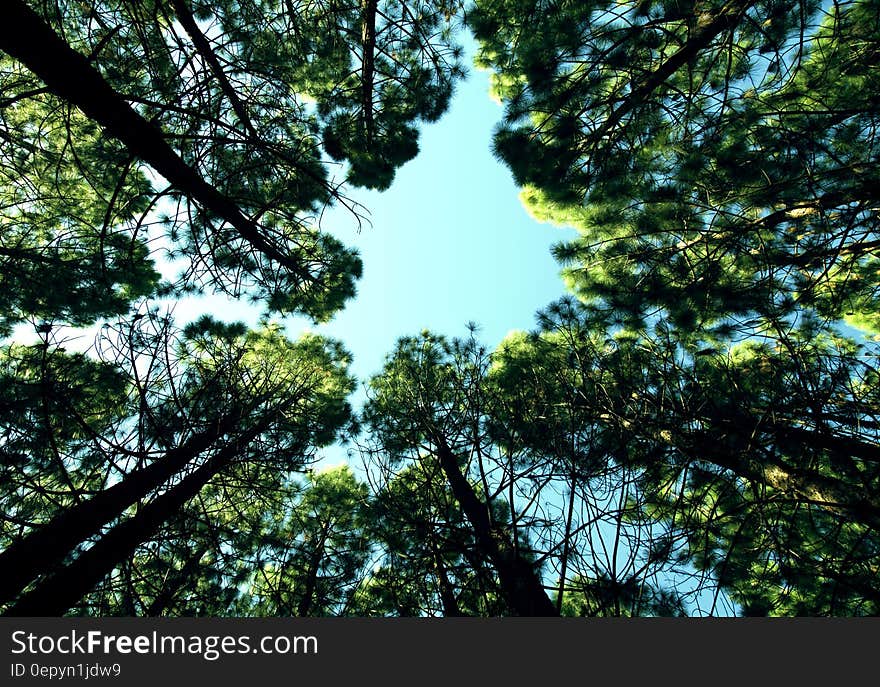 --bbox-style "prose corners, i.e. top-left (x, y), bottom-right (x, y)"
top-left (4, 425), bottom-right (263, 616)
top-left (432, 436), bottom-right (558, 616)
top-left (0, 1), bottom-right (312, 281)
top-left (360, 0), bottom-right (378, 147)
top-left (0, 412), bottom-right (241, 609)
